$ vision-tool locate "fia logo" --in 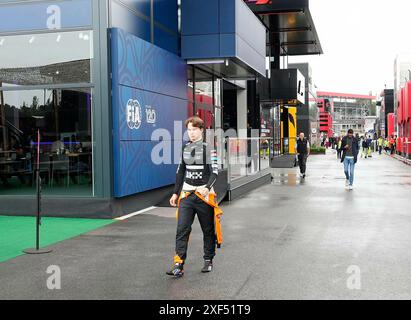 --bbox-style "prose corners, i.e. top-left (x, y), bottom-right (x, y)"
top-left (146, 107), bottom-right (157, 124)
top-left (126, 99), bottom-right (142, 130)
